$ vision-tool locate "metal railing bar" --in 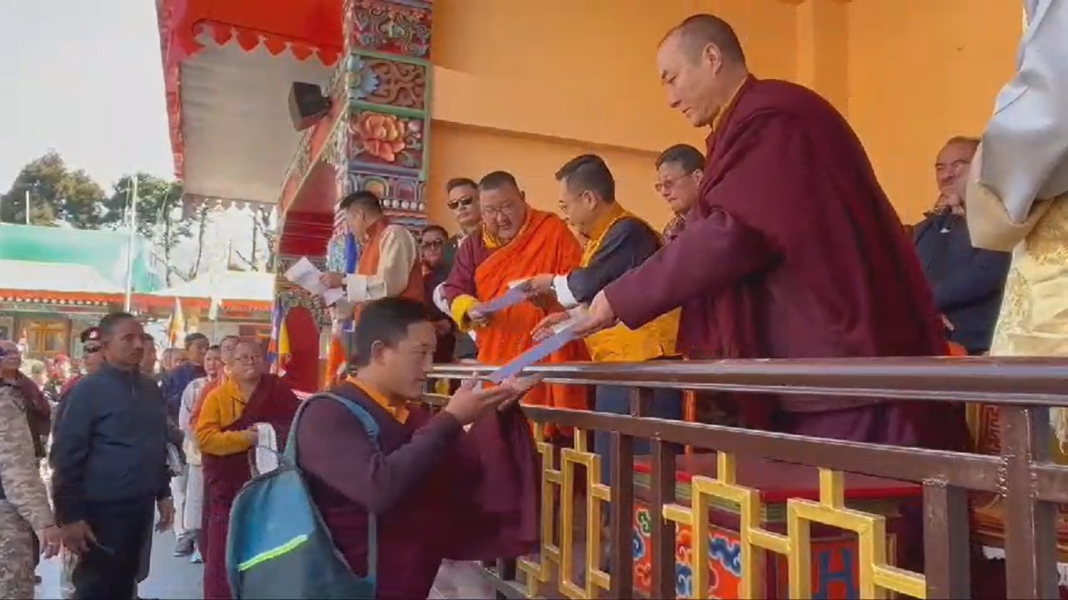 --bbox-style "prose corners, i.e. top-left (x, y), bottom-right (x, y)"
top-left (429, 358), bottom-right (1068, 401)
top-left (517, 407), bottom-right (1003, 492)
top-left (1029, 462), bottom-right (1068, 501)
